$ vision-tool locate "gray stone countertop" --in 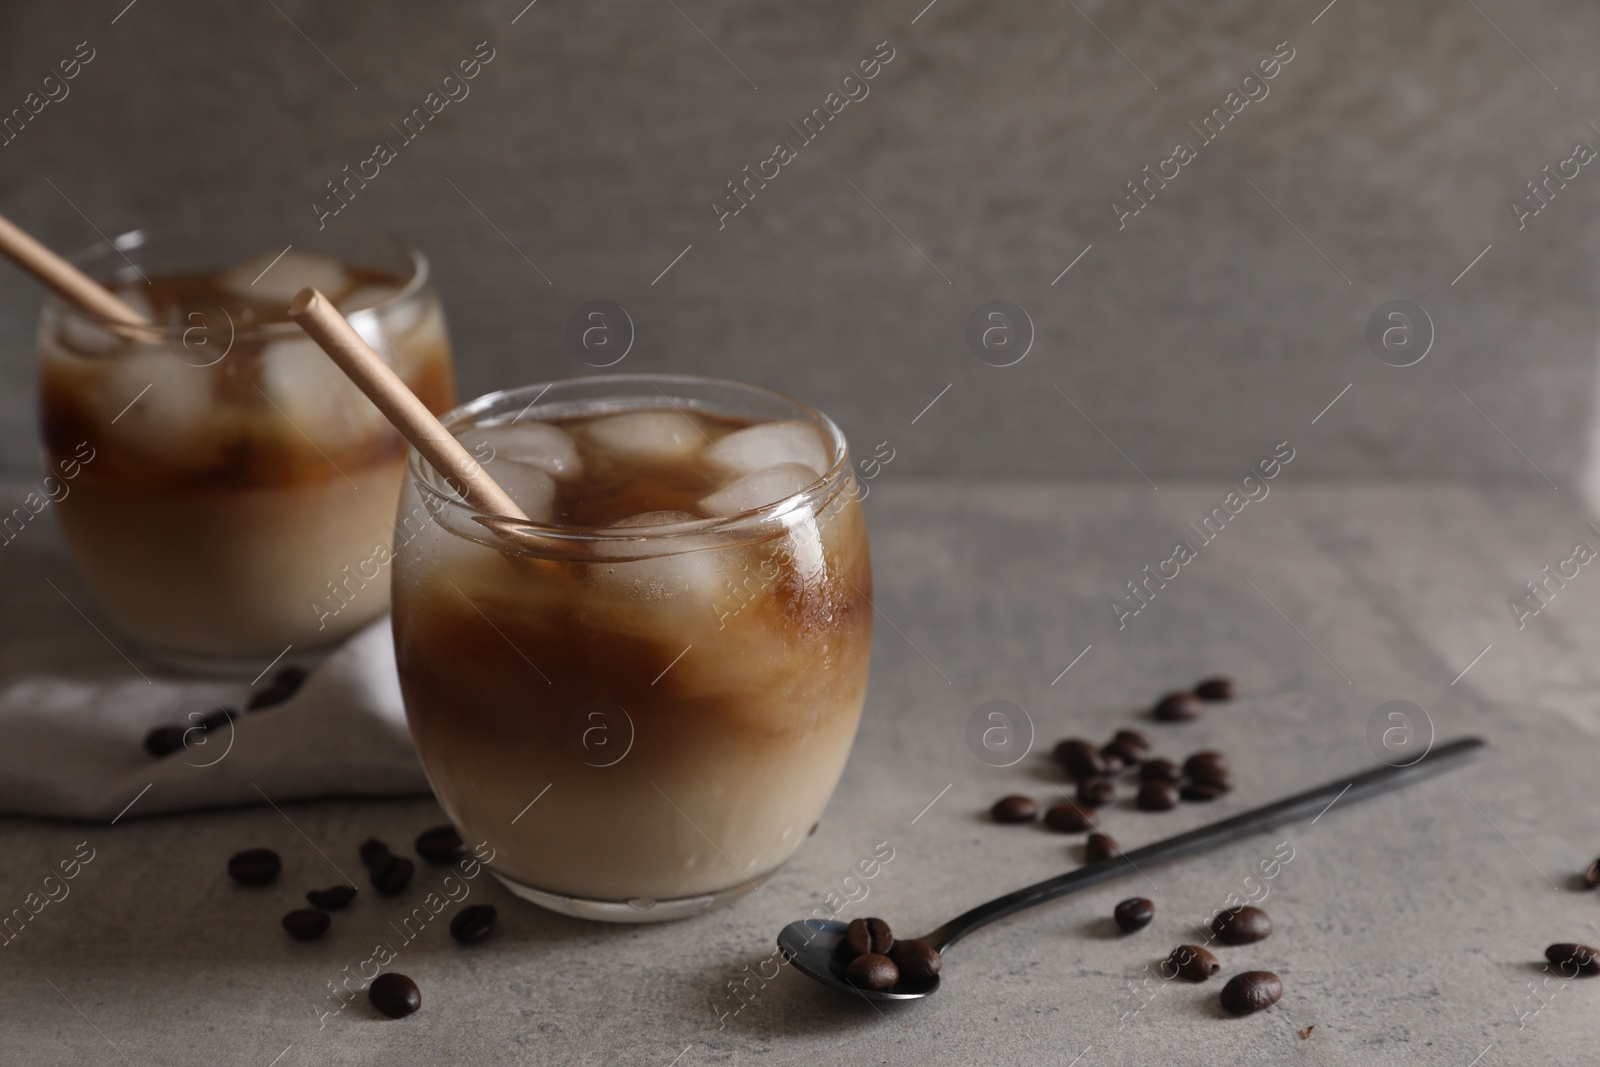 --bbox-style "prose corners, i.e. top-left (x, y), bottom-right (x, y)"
top-left (3, 476), bottom-right (1597, 1066)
